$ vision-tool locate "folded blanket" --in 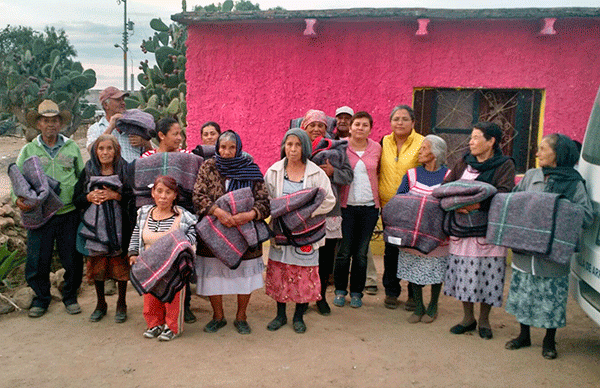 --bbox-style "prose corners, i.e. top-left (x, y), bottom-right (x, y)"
top-left (270, 187), bottom-right (326, 247)
top-left (310, 137), bottom-right (348, 169)
top-left (487, 192), bottom-right (584, 265)
top-left (196, 187), bottom-right (271, 269)
top-left (79, 175), bottom-right (123, 256)
top-left (487, 192), bottom-right (561, 254)
top-left (133, 152), bottom-right (204, 212)
top-left (116, 109), bottom-right (155, 140)
top-left (443, 210), bottom-right (488, 238)
top-left (382, 193), bottom-right (447, 254)
top-left (432, 180), bottom-right (498, 211)
top-left (191, 144), bottom-right (216, 159)
top-left (8, 156), bottom-right (63, 229)
top-left (130, 229), bottom-right (195, 303)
